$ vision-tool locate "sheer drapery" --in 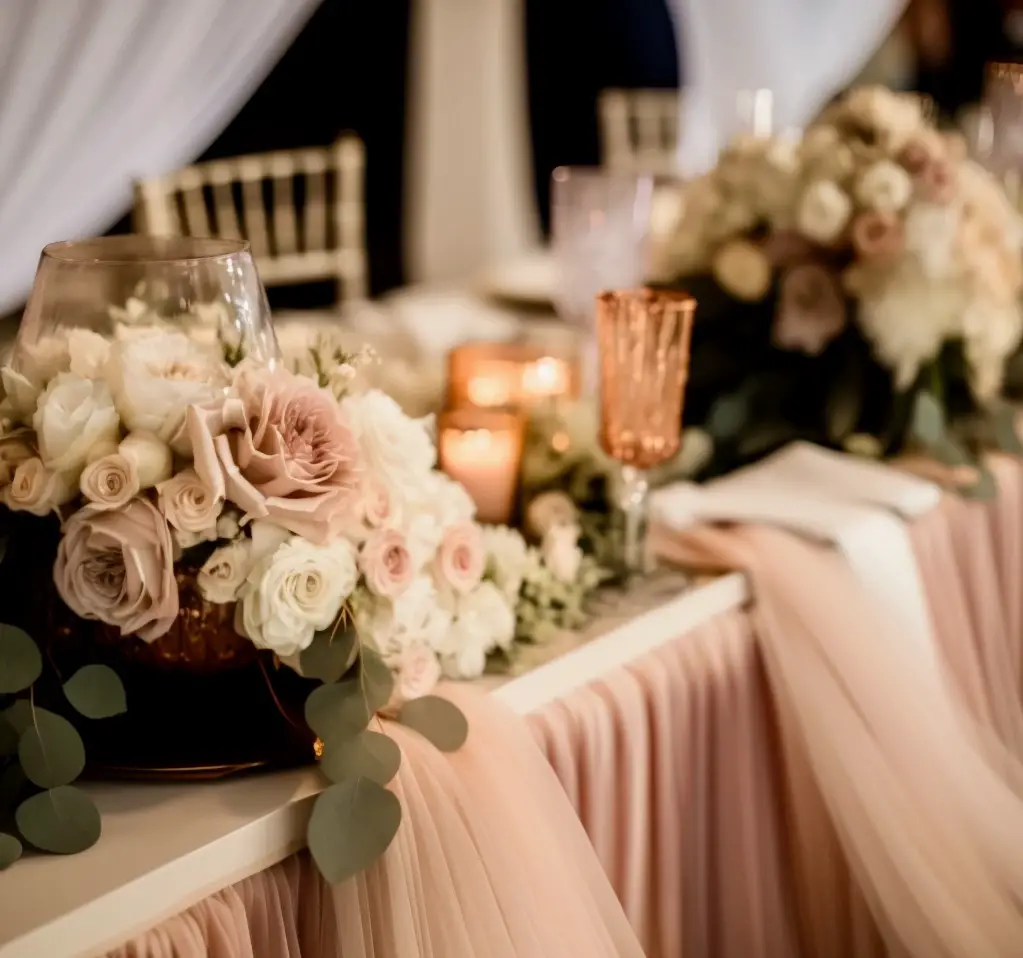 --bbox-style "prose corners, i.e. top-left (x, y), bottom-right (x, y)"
top-left (668, 0), bottom-right (907, 171)
top-left (0, 0), bottom-right (321, 316)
